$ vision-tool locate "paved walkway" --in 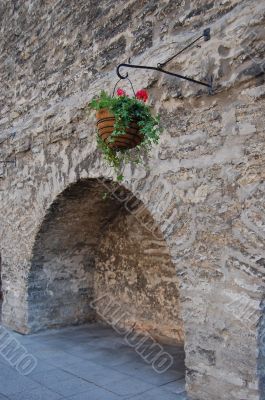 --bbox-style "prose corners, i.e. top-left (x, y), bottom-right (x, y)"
top-left (0, 323), bottom-right (187, 400)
